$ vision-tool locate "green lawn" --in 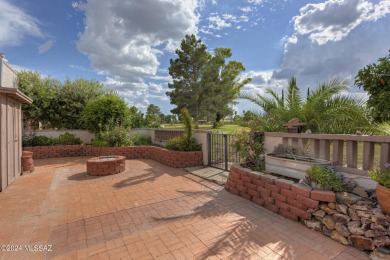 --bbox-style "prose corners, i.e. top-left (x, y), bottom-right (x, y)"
top-left (161, 124), bottom-right (248, 133)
